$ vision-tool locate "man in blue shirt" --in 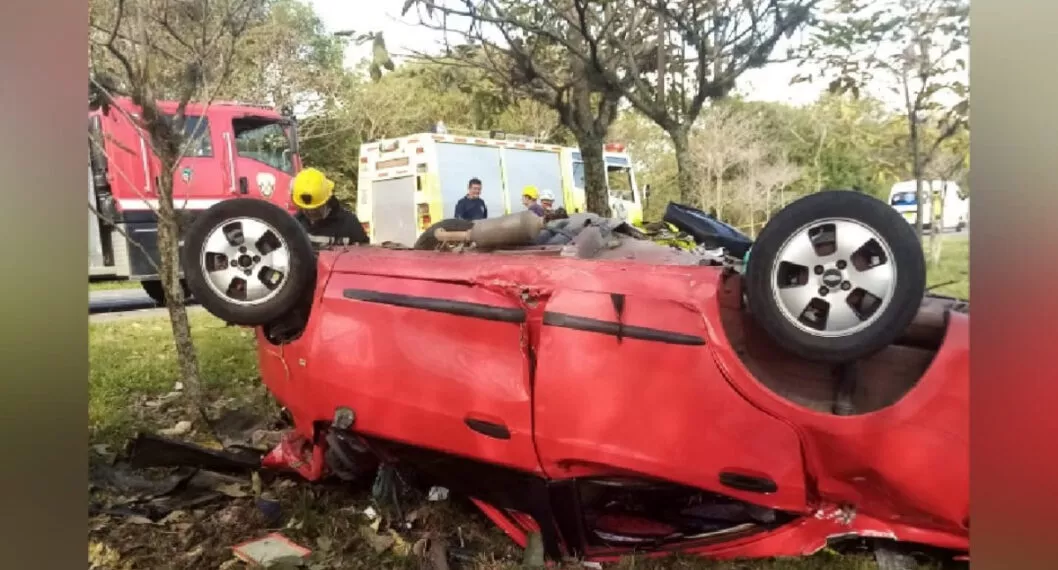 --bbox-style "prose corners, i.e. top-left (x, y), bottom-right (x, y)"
top-left (454, 178), bottom-right (488, 221)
